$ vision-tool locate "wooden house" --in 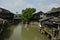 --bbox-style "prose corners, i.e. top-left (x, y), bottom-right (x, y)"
top-left (39, 7), bottom-right (60, 40)
top-left (14, 14), bottom-right (21, 20)
top-left (14, 14), bottom-right (22, 22)
top-left (39, 17), bottom-right (60, 40)
top-left (30, 11), bottom-right (45, 22)
top-left (46, 7), bottom-right (60, 17)
top-left (0, 8), bottom-right (14, 23)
